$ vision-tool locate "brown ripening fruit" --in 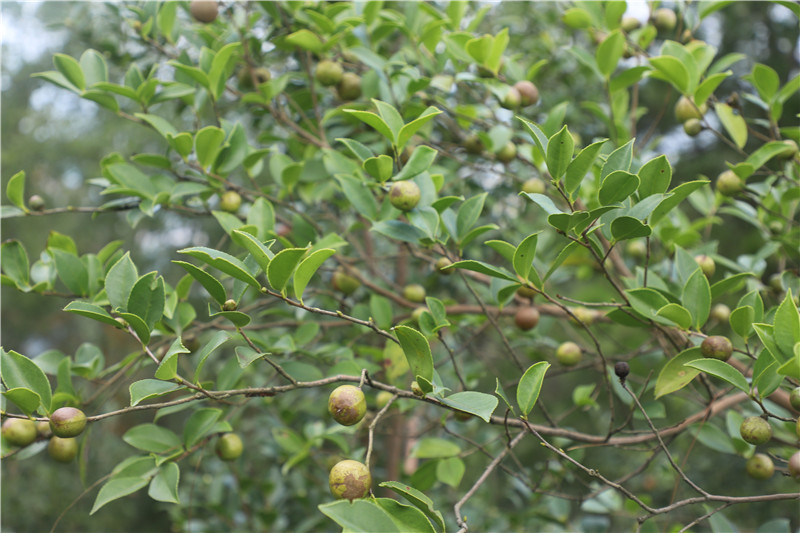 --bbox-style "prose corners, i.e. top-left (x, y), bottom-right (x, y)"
top-left (614, 361), bottom-right (630, 381)
top-left (336, 72), bottom-right (362, 101)
top-left (49, 407), bottom-right (87, 438)
top-left (789, 451), bottom-right (800, 482)
top-left (329, 460), bottom-right (371, 501)
top-left (328, 385), bottom-right (367, 426)
top-left (514, 306), bottom-right (540, 331)
top-left (190, 0), bottom-right (219, 23)
top-left (700, 335), bottom-right (733, 361)
top-left (500, 86), bottom-right (521, 110)
top-left (514, 80), bottom-right (540, 107)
